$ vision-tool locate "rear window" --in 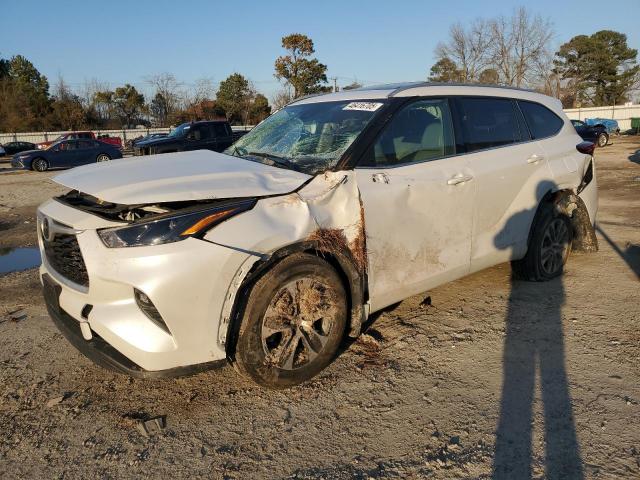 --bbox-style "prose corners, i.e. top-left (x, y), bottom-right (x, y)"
top-left (518, 101), bottom-right (564, 139)
top-left (457, 98), bottom-right (522, 152)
